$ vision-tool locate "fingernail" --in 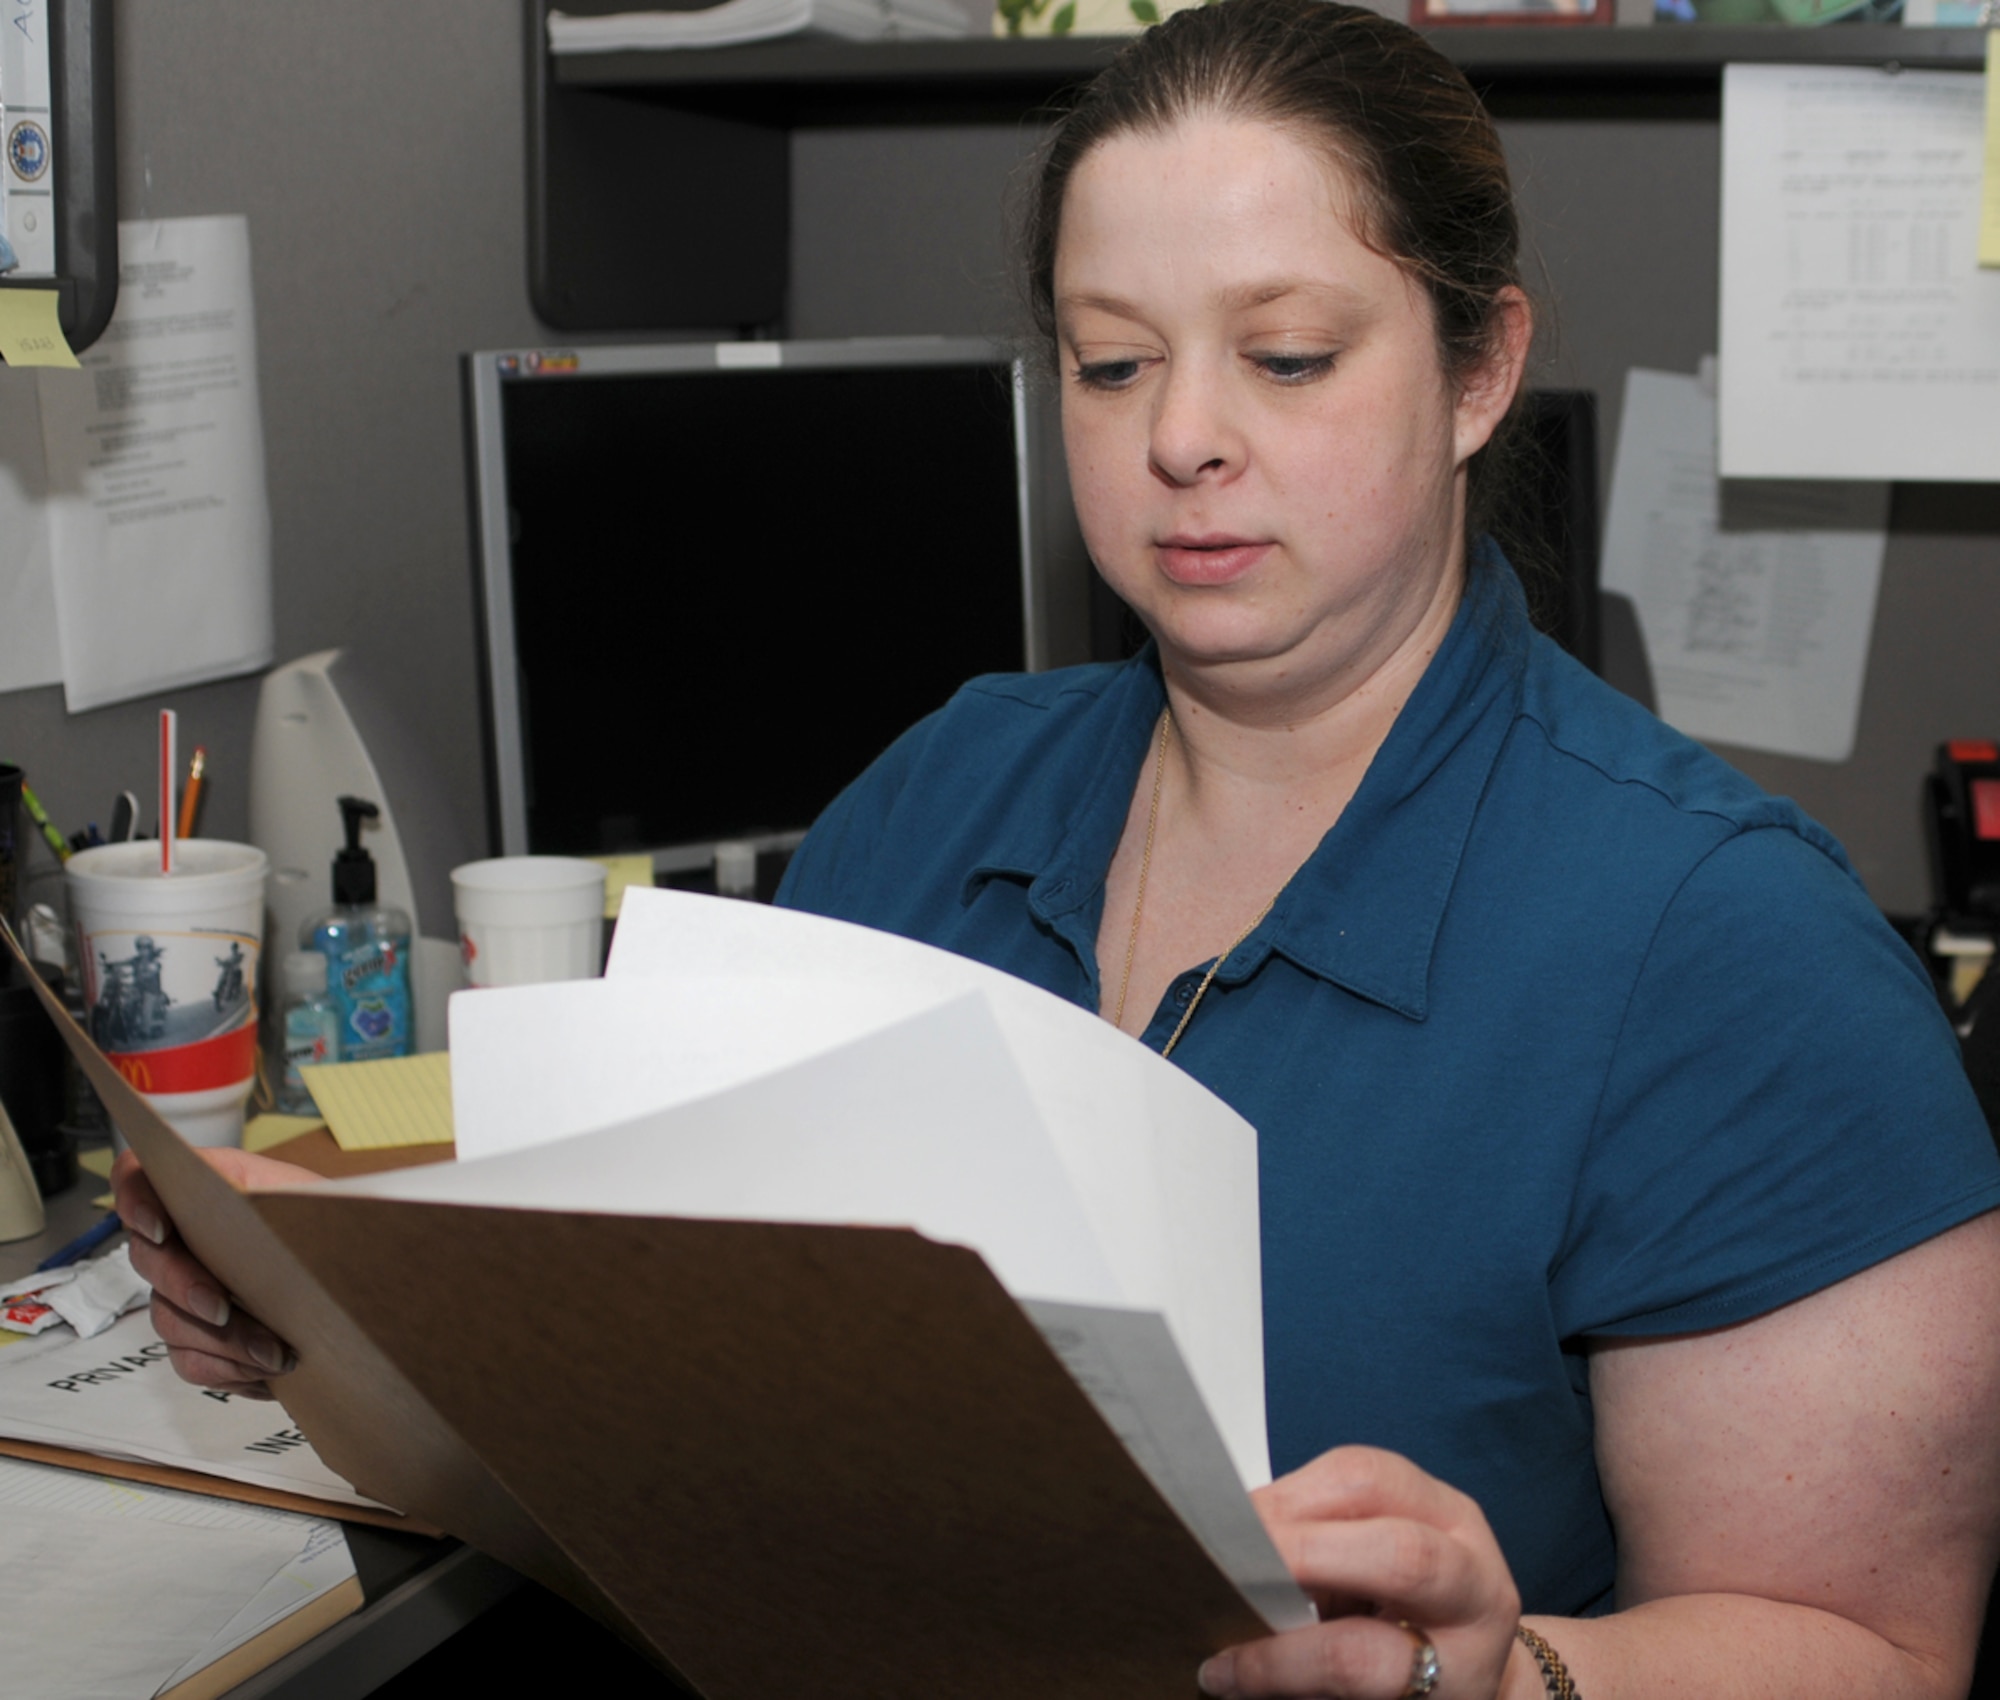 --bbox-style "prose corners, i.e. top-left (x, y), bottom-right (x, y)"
top-left (123, 1204), bottom-right (164, 1245)
top-left (1197, 1653), bottom-right (1234, 1697)
top-left (187, 1283), bottom-right (230, 1328)
top-left (247, 1331), bottom-right (295, 1376)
